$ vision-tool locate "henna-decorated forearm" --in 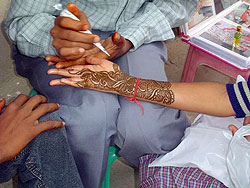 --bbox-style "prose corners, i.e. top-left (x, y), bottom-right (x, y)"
top-left (136, 79), bottom-right (175, 105)
top-left (68, 63), bottom-right (175, 106)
